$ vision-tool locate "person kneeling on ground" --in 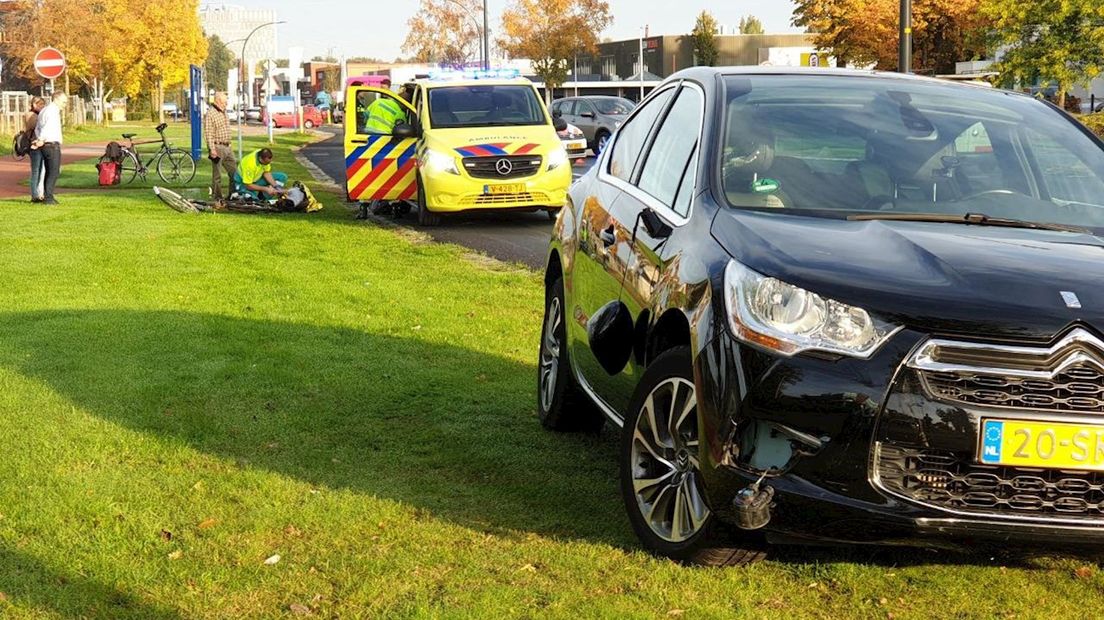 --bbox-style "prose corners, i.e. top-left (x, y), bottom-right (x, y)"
top-left (234, 148), bottom-right (287, 200)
